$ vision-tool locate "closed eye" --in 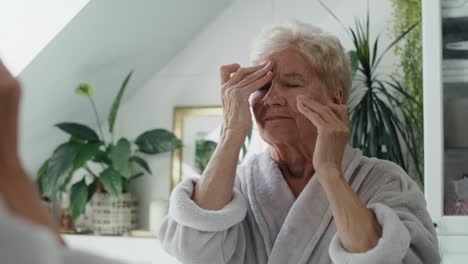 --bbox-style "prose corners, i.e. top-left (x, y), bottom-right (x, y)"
top-left (286, 84), bottom-right (302, 88)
